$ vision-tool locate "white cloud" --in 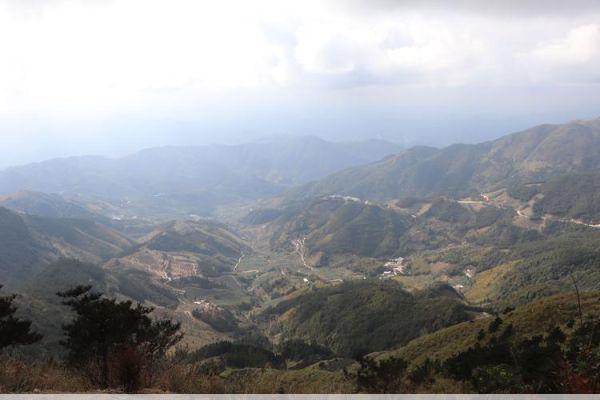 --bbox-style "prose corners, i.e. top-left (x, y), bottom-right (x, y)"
top-left (0, 0), bottom-right (291, 115)
top-left (515, 24), bottom-right (600, 84)
top-left (293, 16), bottom-right (489, 88)
top-left (0, 0), bottom-right (599, 118)
top-left (531, 24), bottom-right (600, 65)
